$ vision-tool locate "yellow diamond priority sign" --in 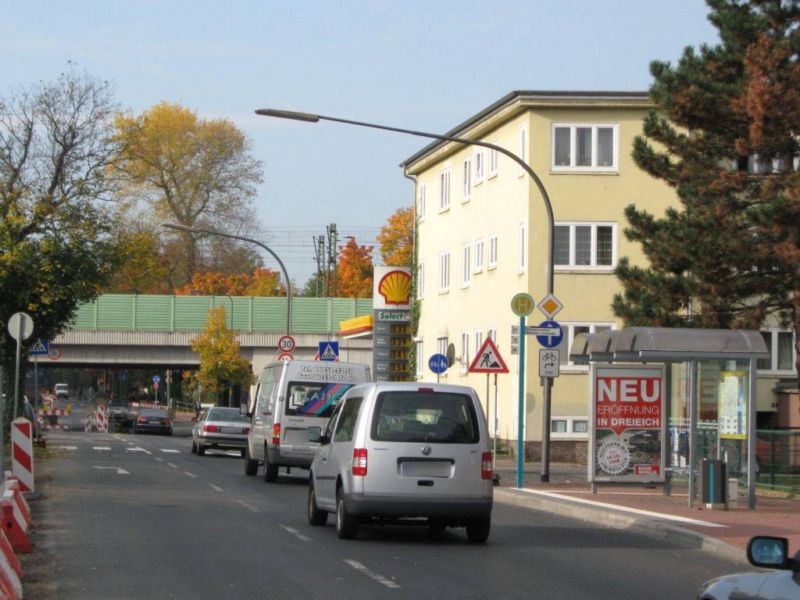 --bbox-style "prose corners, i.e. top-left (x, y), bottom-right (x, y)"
top-left (537, 294), bottom-right (563, 319)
